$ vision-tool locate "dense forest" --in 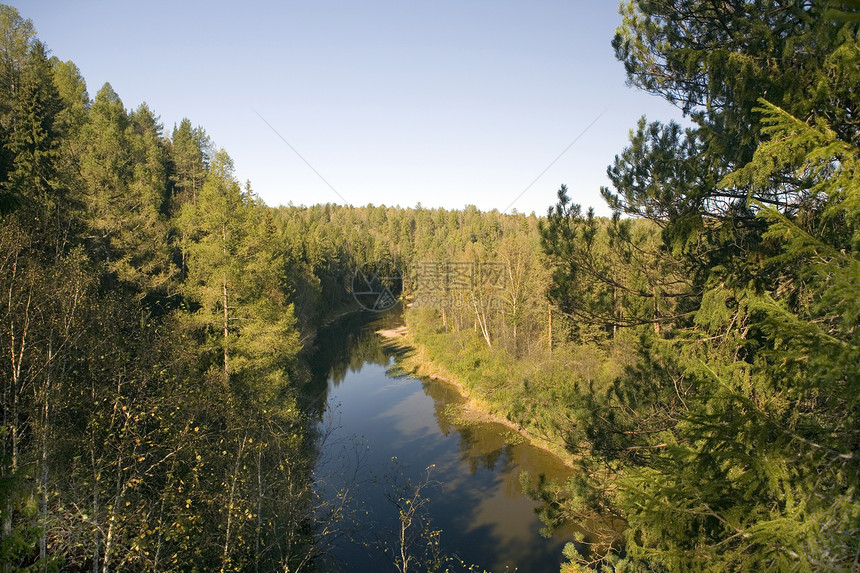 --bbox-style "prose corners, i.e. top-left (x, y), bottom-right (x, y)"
top-left (403, 2), bottom-right (859, 571)
top-left (1, 1), bottom-right (858, 572)
top-left (0, 5), bottom-right (555, 569)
